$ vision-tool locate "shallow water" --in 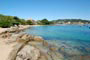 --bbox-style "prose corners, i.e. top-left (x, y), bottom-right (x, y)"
top-left (24, 24), bottom-right (90, 60)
